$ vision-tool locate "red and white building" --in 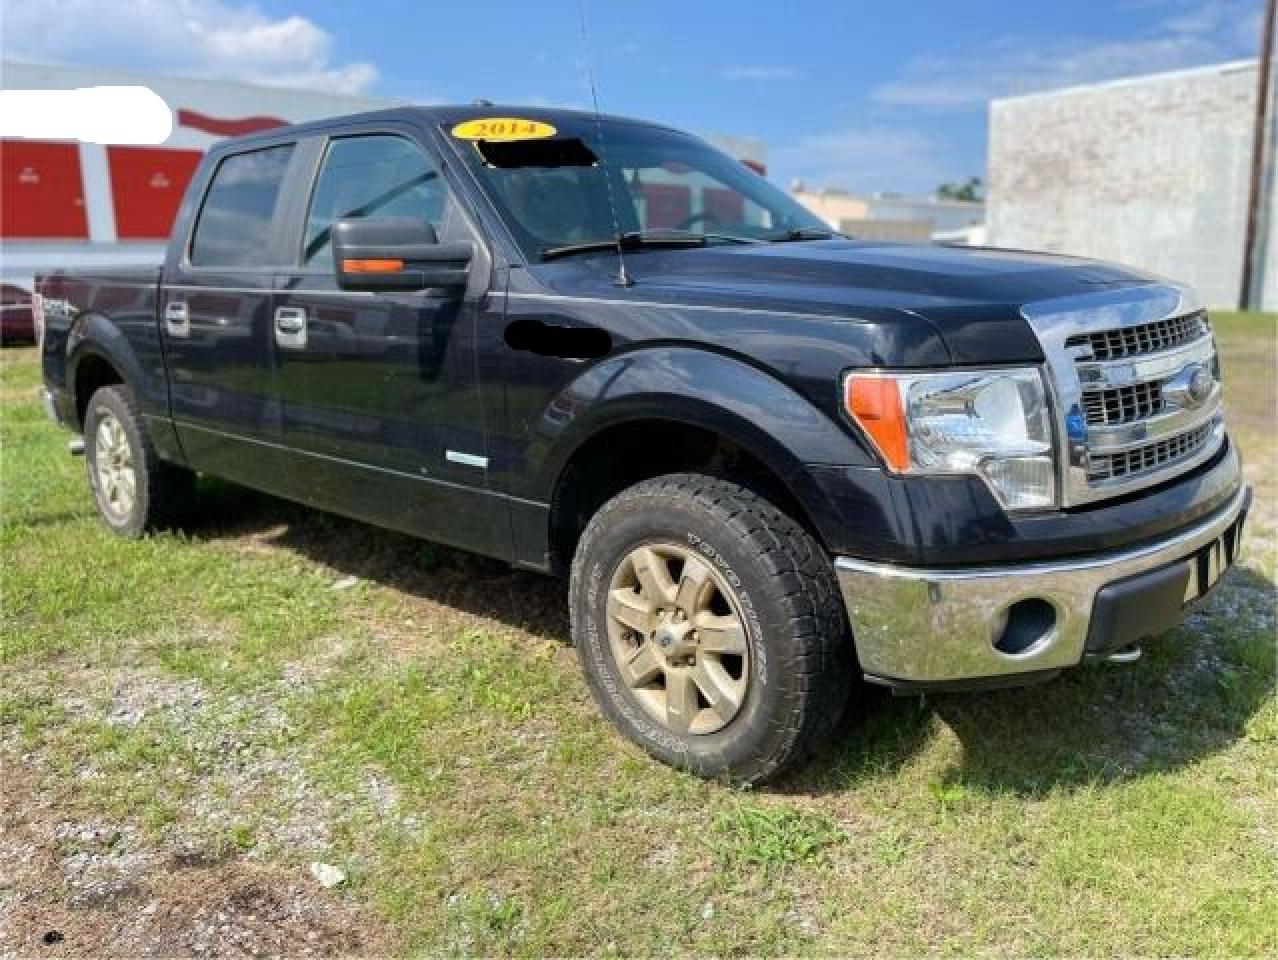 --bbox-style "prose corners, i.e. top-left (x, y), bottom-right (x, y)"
top-left (1, 60), bottom-right (396, 284)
